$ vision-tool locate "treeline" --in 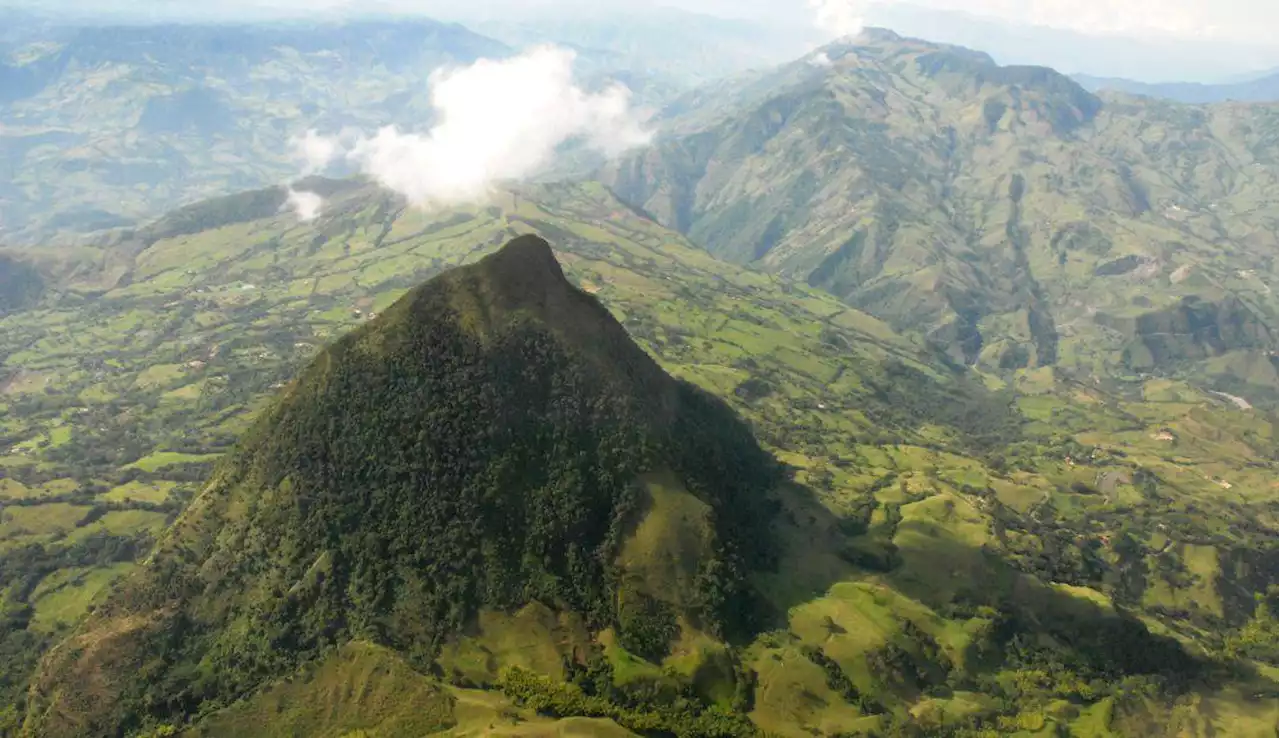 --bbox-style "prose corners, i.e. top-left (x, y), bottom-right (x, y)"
top-left (500, 666), bottom-right (756, 738)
